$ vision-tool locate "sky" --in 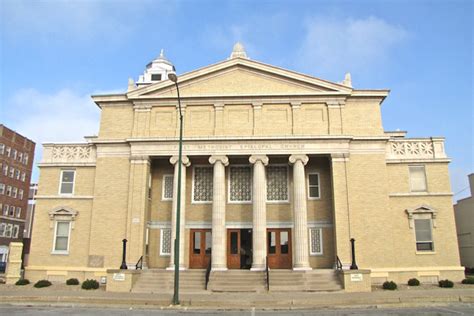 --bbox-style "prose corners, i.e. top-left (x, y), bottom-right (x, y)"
top-left (0, 0), bottom-right (472, 200)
